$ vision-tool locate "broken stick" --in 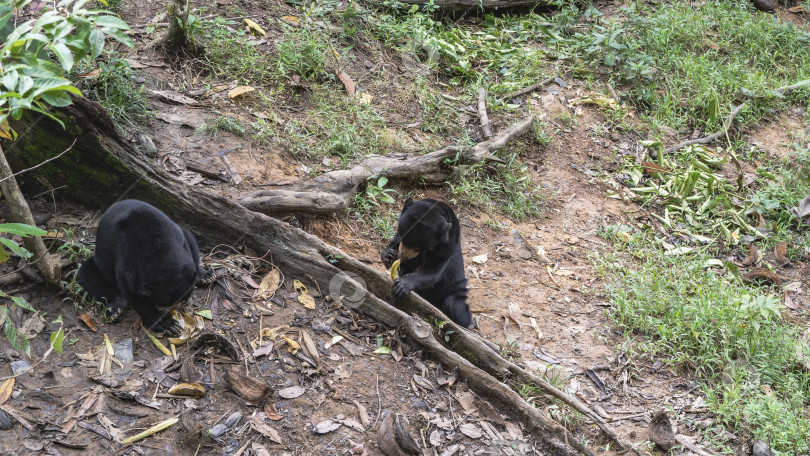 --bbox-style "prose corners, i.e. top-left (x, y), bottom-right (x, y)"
top-left (477, 87), bottom-right (493, 139)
